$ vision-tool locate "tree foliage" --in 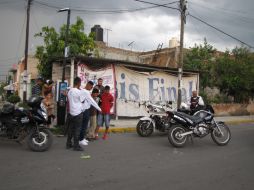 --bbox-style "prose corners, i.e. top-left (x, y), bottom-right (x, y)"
top-left (35, 17), bottom-right (95, 79)
top-left (214, 47), bottom-right (254, 103)
top-left (183, 38), bottom-right (217, 90)
top-left (184, 39), bottom-right (254, 103)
